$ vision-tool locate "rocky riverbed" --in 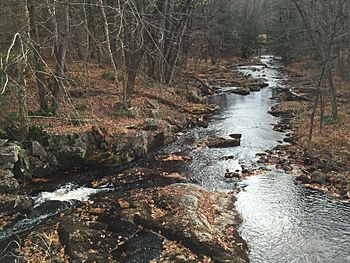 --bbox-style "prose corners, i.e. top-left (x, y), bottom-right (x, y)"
top-left (0, 57), bottom-right (264, 262)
